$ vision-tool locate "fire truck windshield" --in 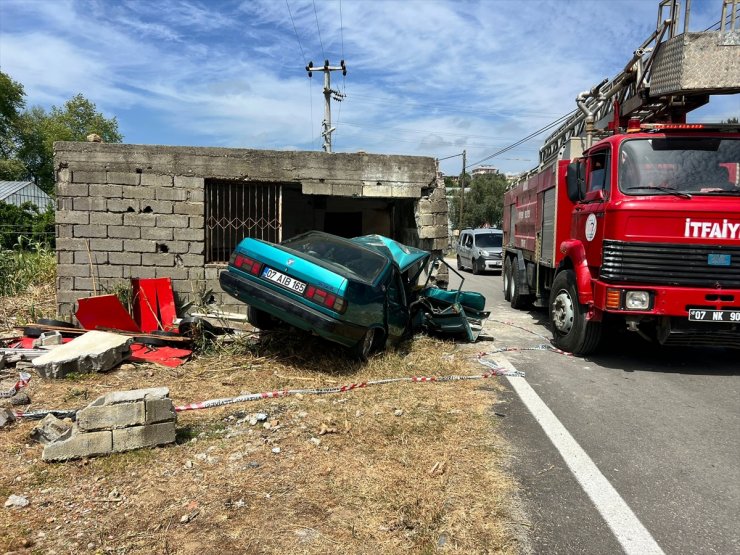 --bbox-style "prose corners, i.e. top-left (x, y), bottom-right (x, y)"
top-left (618, 137), bottom-right (739, 196)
